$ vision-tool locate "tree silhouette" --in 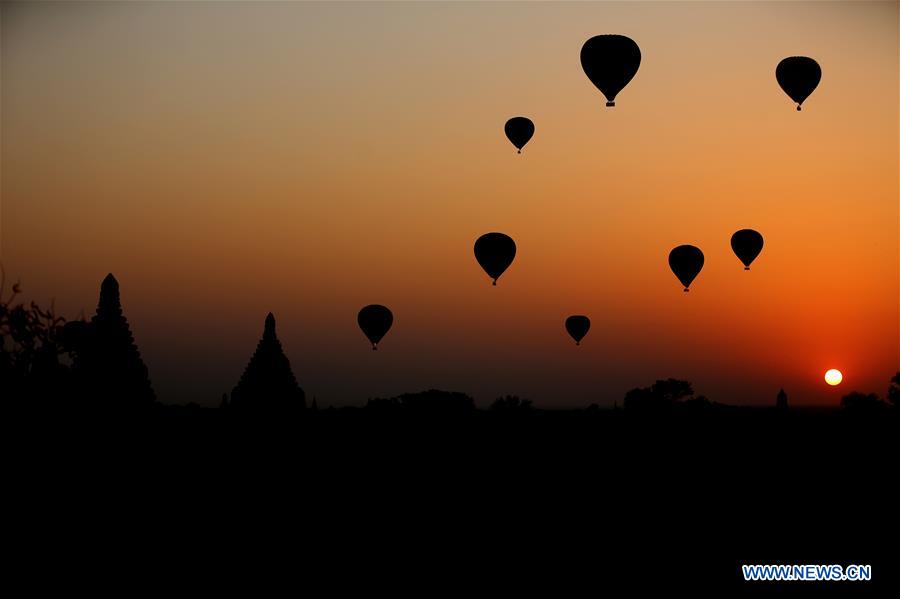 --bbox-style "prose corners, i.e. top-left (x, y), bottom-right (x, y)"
top-left (490, 395), bottom-right (534, 412)
top-left (650, 379), bottom-right (694, 402)
top-left (396, 389), bottom-right (475, 414)
top-left (623, 387), bottom-right (656, 411)
top-left (366, 389), bottom-right (475, 415)
top-left (1, 270), bottom-right (74, 405)
top-left (682, 394), bottom-right (712, 410)
top-left (230, 313), bottom-right (306, 410)
top-left (623, 378), bottom-right (696, 411)
top-left (888, 373), bottom-right (900, 408)
top-left (840, 391), bottom-right (884, 411)
top-left (365, 396), bottom-right (402, 413)
top-left (70, 274), bottom-right (155, 408)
